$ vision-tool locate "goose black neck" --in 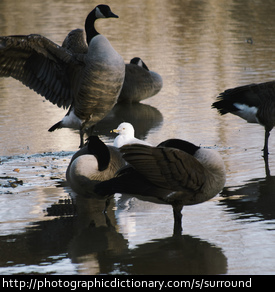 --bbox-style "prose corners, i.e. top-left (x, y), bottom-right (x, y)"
top-left (157, 139), bottom-right (200, 156)
top-left (85, 10), bottom-right (99, 45)
top-left (87, 136), bottom-right (110, 171)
